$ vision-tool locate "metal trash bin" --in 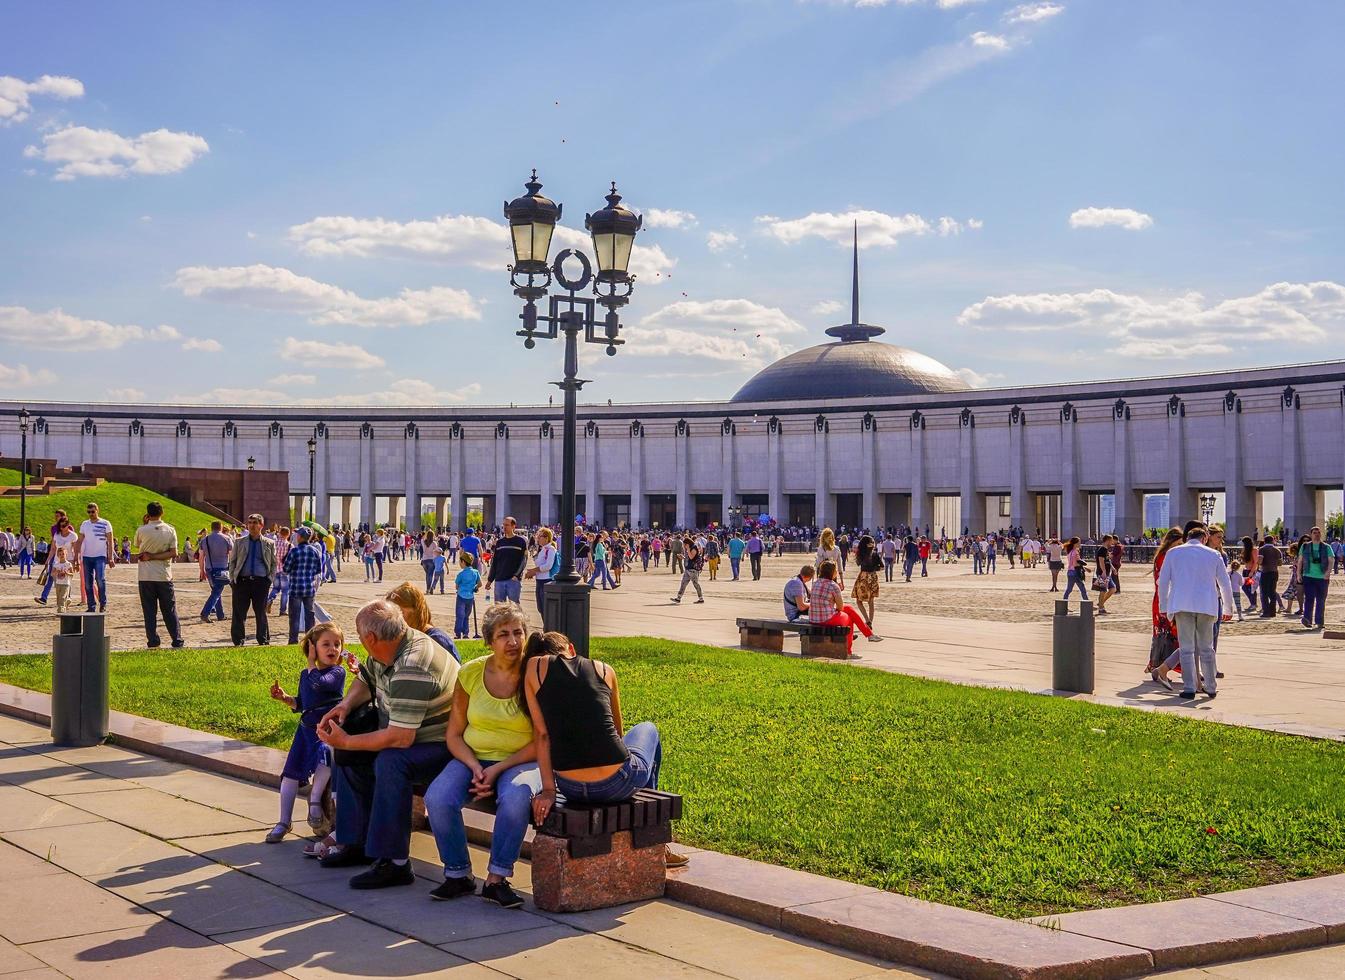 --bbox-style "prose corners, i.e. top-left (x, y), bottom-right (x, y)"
top-left (51, 613), bottom-right (110, 747)
top-left (1052, 599), bottom-right (1095, 694)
